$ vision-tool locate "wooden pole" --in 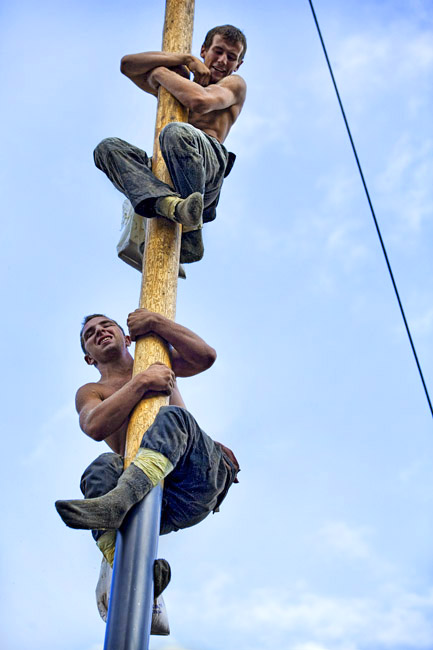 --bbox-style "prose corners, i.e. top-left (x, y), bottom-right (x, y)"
top-left (126, 0), bottom-right (195, 466)
top-left (104, 2), bottom-right (195, 647)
